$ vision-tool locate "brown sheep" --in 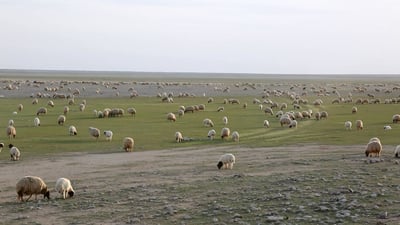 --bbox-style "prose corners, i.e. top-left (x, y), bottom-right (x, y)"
top-left (365, 139), bottom-right (382, 157)
top-left (123, 137), bottom-right (134, 152)
top-left (16, 176), bottom-right (50, 202)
